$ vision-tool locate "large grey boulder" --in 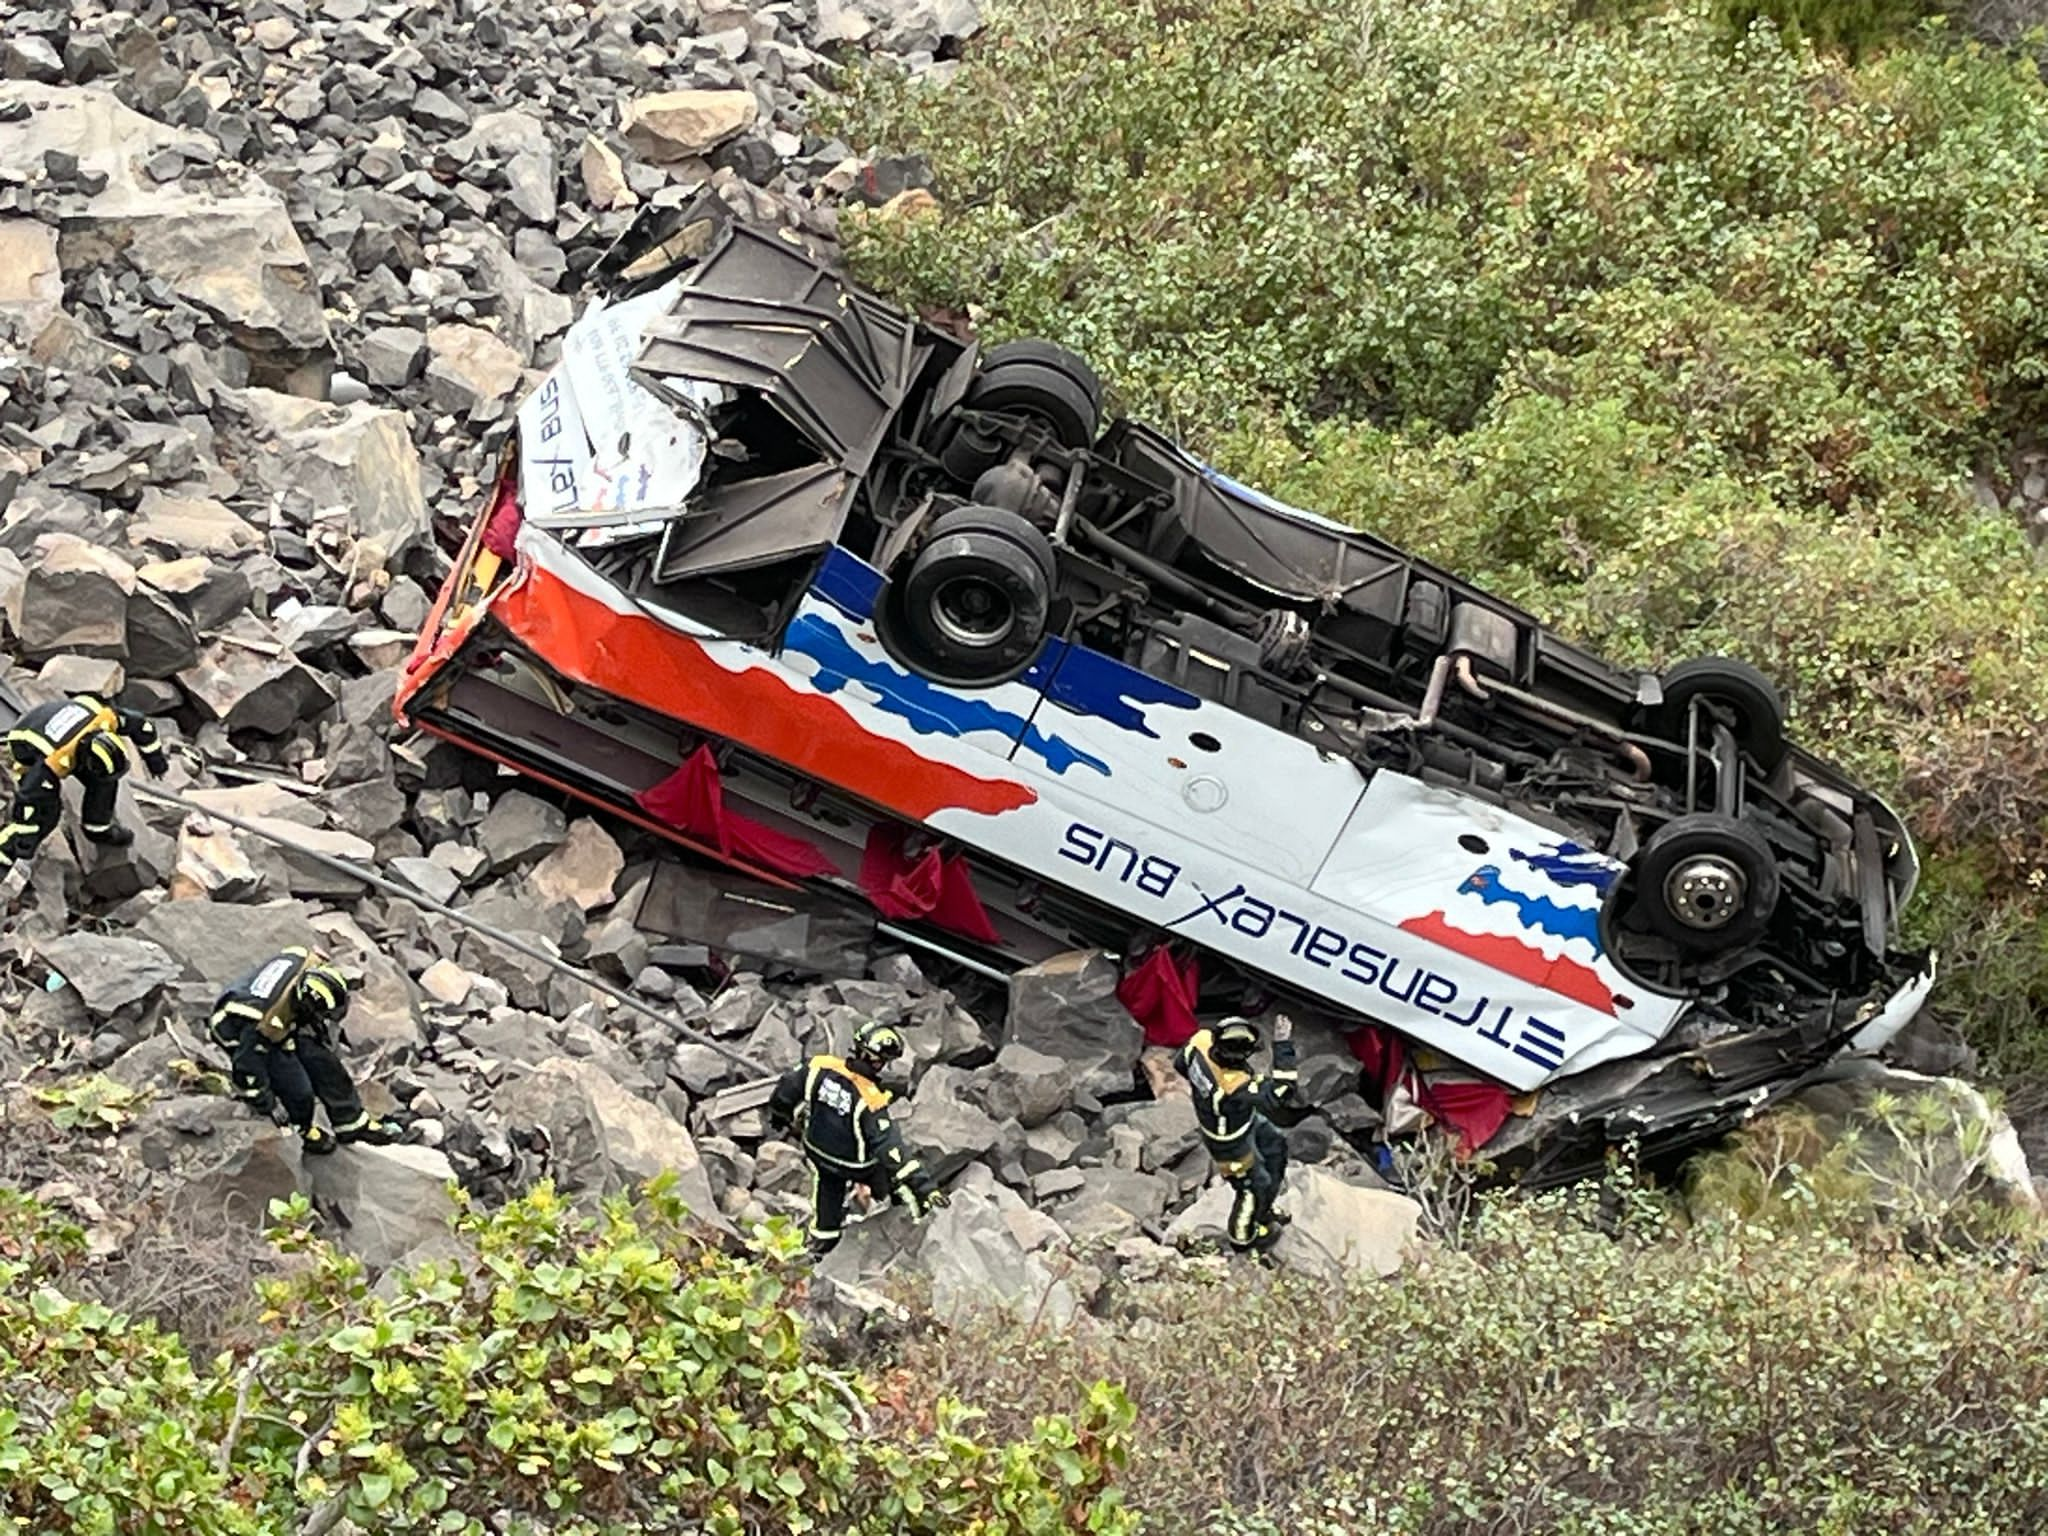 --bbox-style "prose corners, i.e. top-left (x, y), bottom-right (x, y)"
top-left (495, 1055), bottom-right (728, 1231)
top-left (474, 230), bottom-right (575, 359)
top-left (15, 533), bottom-right (134, 658)
top-left (455, 892), bottom-right (566, 1011)
top-left (1269, 1168), bottom-right (1421, 1280)
top-left (463, 1011), bottom-right (560, 1072)
top-left (897, 1063), bottom-right (1003, 1179)
top-left (36, 931), bottom-right (180, 1017)
top-left (225, 390), bottom-right (428, 566)
top-left (306, 1144), bottom-right (460, 1270)
top-left (0, 84), bottom-right (330, 359)
top-left (1003, 949), bottom-right (1142, 1101)
top-left (477, 790), bottom-right (568, 871)
top-left (177, 642), bottom-right (337, 735)
top-left (449, 110), bottom-right (557, 225)
top-left (137, 556), bottom-right (253, 636)
top-left (1164, 1182), bottom-right (1237, 1247)
top-left (916, 1182), bottom-right (1087, 1328)
top-left (127, 491), bottom-right (263, 560)
top-left (1046, 1165), bottom-right (1172, 1245)
top-left (668, 1040), bottom-right (741, 1099)
top-left (124, 586), bottom-right (201, 678)
top-left (136, 1098), bottom-right (305, 1230)
top-left (136, 898), bottom-right (319, 989)
top-left (1122, 1096), bottom-right (1202, 1172)
top-left (967, 1041), bottom-right (1071, 1129)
